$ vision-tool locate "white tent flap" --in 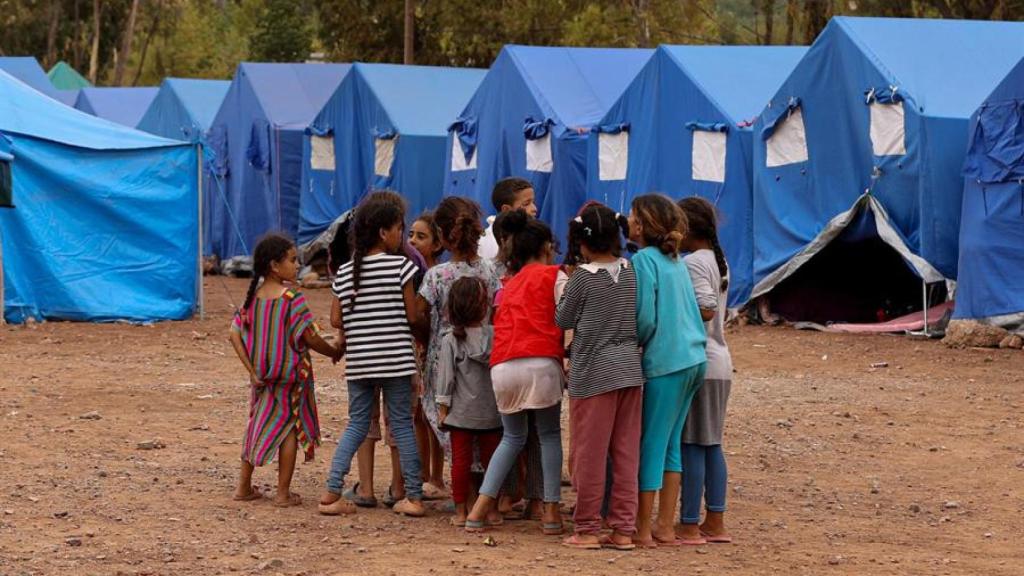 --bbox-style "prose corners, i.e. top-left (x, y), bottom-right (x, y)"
top-left (599, 131), bottom-right (629, 181)
top-left (450, 136), bottom-right (477, 171)
top-left (766, 107), bottom-right (809, 167)
top-left (870, 102), bottom-right (906, 156)
top-left (310, 134), bottom-right (335, 171)
top-left (692, 130), bottom-right (727, 183)
top-left (526, 133), bottom-right (553, 172)
top-left (374, 136), bottom-right (397, 177)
